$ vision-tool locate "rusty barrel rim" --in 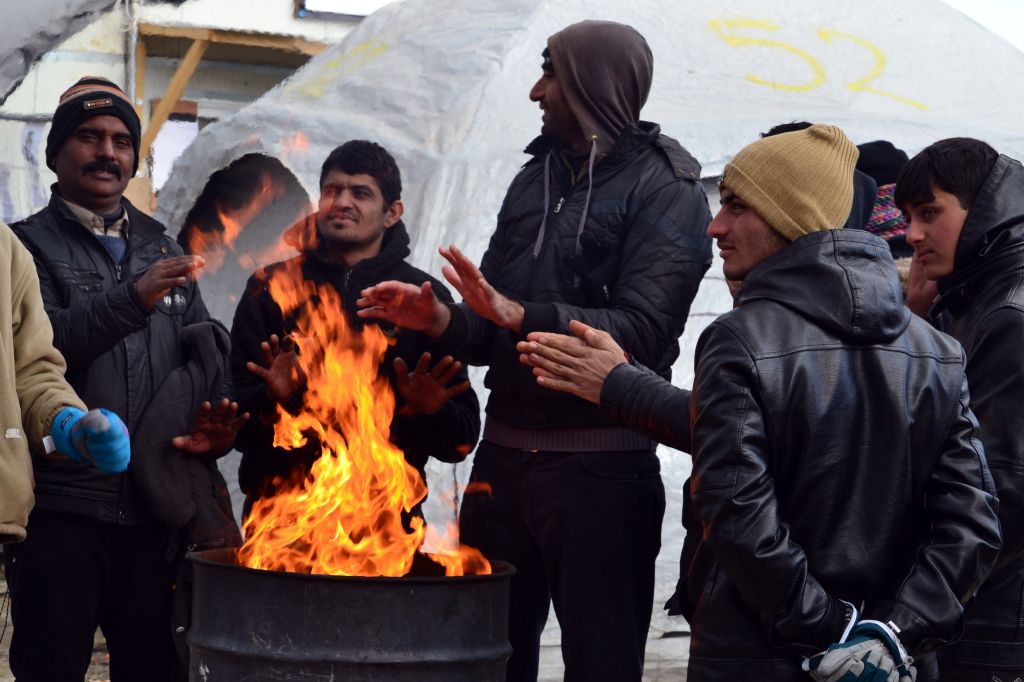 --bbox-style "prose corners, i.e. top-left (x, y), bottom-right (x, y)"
top-left (188, 547), bottom-right (515, 584)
